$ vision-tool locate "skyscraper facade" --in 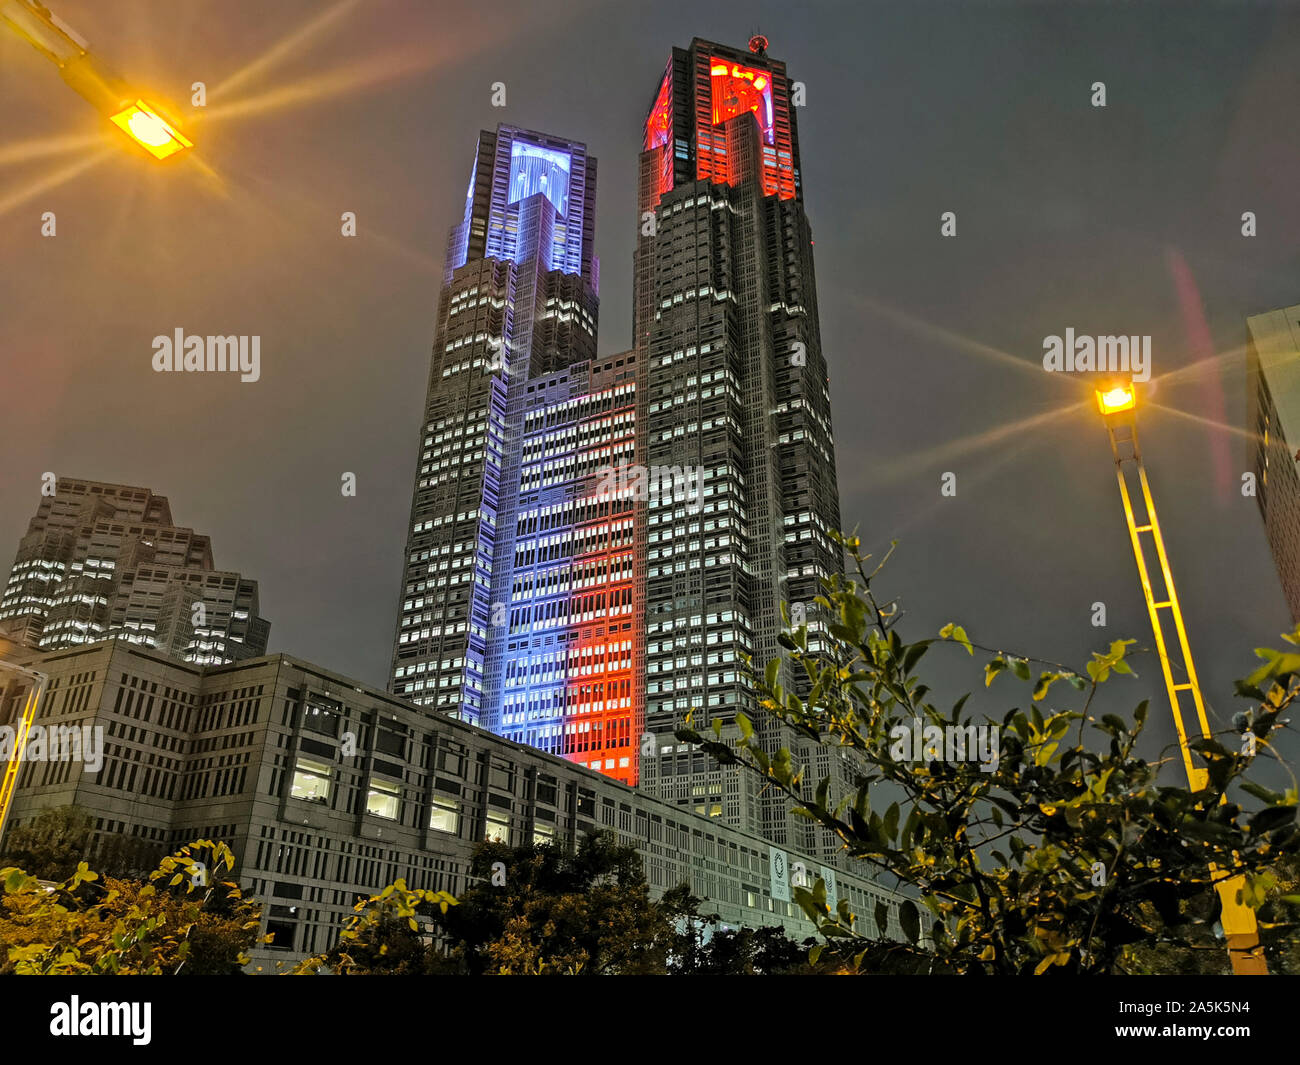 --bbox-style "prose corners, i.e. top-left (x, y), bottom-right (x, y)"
top-left (1247, 304), bottom-right (1300, 622)
top-left (633, 37), bottom-right (849, 856)
top-left (504, 352), bottom-right (640, 784)
top-left (390, 126), bottom-right (643, 783)
top-left (0, 478), bottom-right (269, 665)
